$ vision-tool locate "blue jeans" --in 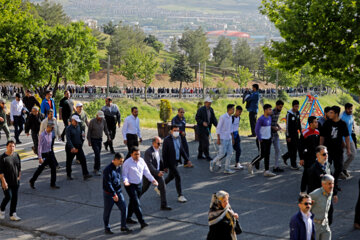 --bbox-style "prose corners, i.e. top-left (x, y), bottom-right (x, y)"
top-left (212, 139), bottom-right (233, 171)
top-left (232, 132), bottom-right (241, 163)
top-left (125, 183), bottom-right (144, 224)
top-left (91, 138), bottom-right (102, 171)
top-left (1, 183), bottom-right (19, 216)
top-left (103, 191), bottom-right (127, 229)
